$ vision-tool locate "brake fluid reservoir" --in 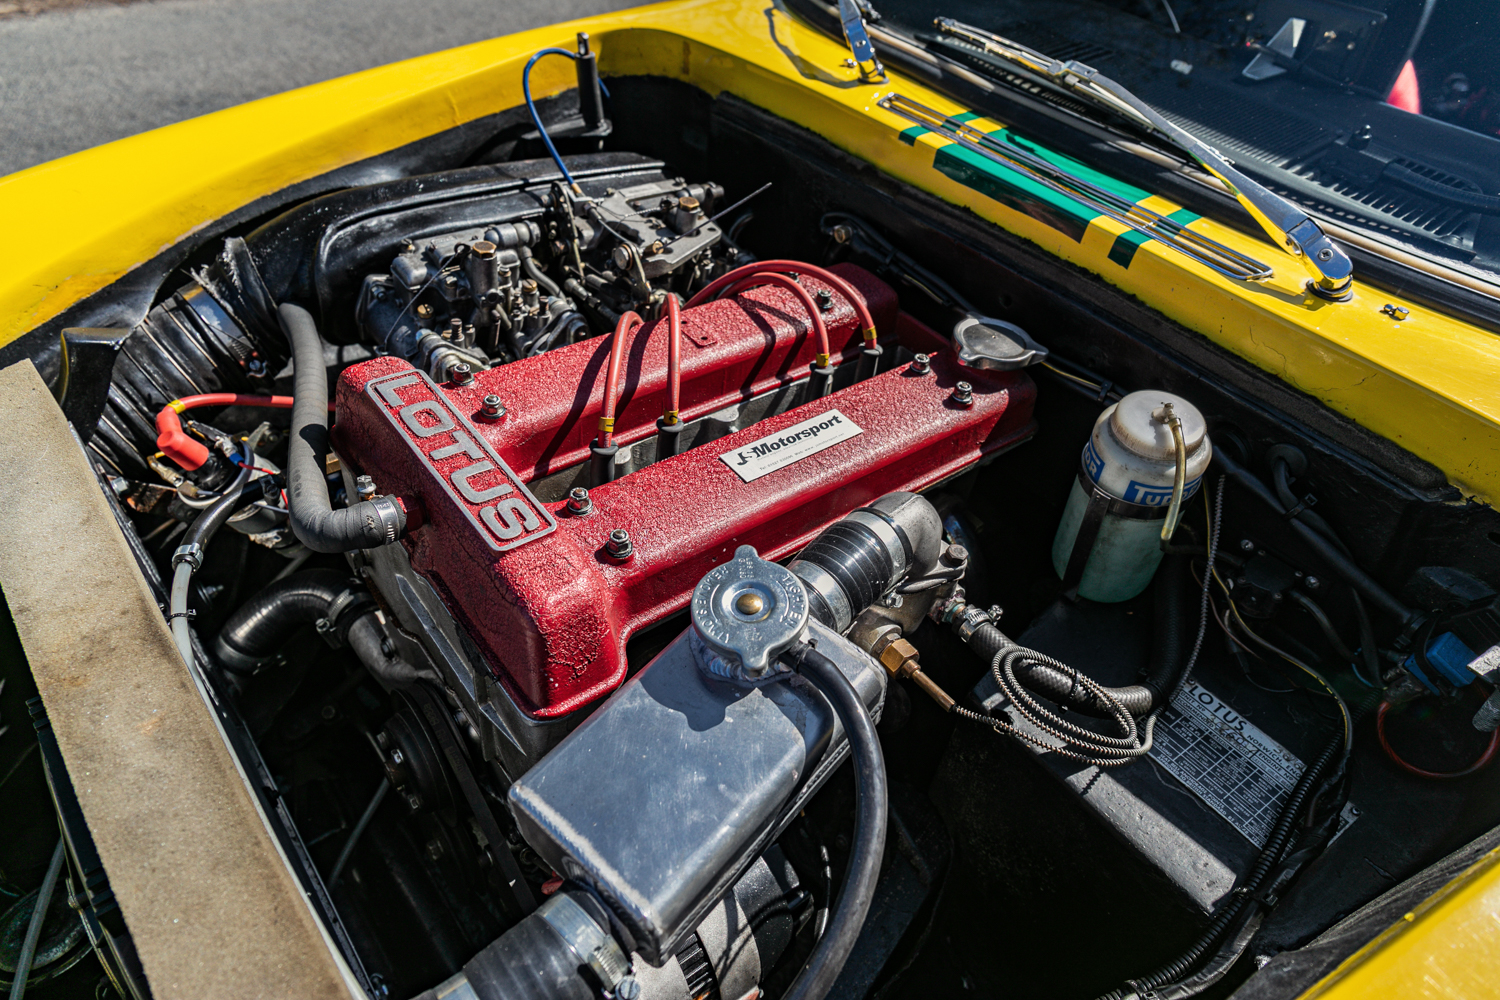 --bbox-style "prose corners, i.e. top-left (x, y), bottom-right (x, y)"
top-left (1051, 391), bottom-right (1211, 602)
